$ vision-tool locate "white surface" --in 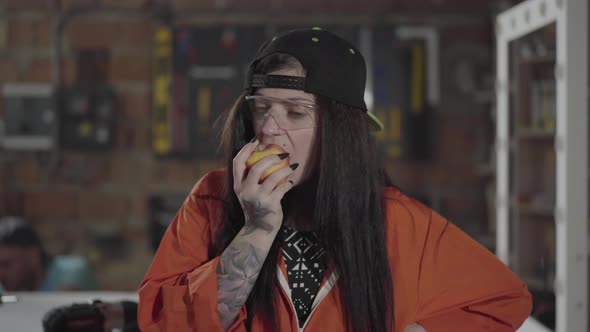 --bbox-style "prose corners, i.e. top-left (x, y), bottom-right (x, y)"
top-left (1, 136), bottom-right (53, 150)
top-left (517, 317), bottom-right (553, 332)
top-left (496, 0), bottom-right (559, 41)
top-left (1, 83), bottom-right (53, 97)
top-left (496, 0), bottom-right (588, 331)
top-left (495, 16), bottom-right (510, 266)
top-left (555, 0), bottom-right (588, 329)
top-left (0, 291), bottom-right (138, 332)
